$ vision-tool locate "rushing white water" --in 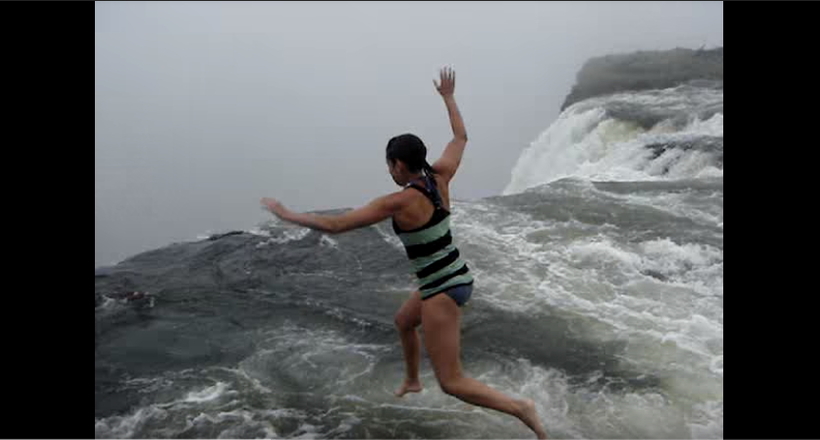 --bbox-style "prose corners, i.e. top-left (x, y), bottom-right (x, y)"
top-left (505, 85), bottom-right (723, 194)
